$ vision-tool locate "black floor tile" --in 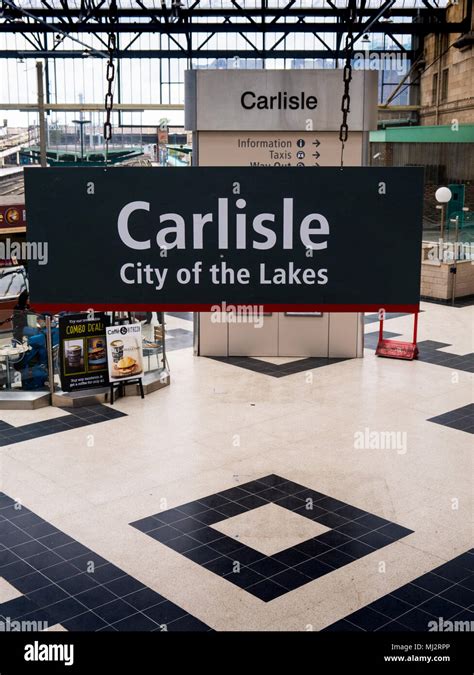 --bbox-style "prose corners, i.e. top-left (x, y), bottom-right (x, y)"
top-left (337, 540), bottom-right (375, 559)
top-left (11, 540), bottom-right (49, 559)
top-left (27, 584), bottom-right (69, 608)
top-left (11, 571), bottom-right (51, 594)
top-left (75, 585), bottom-right (118, 609)
top-left (44, 597), bottom-right (89, 623)
top-left (270, 568), bottom-right (311, 591)
top-left (202, 555), bottom-right (235, 576)
top-left (296, 558), bottom-right (333, 579)
top-left (28, 550), bottom-right (65, 571)
top-left (368, 595), bottom-right (412, 620)
top-left (358, 531), bottom-right (393, 549)
top-left (316, 548), bottom-right (354, 569)
top-left (124, 588), bottom-right (167, 611)
top-left (184, 545), bottom-right (222, 565)
top-left (0, 489), bottom-right (210, 632)
top-left (131, 474), bottom-right (412, 602)
top-left (397, 607), bottom-right (436, 631)
top-left (249, 557), bottom-right (287, 577)
top-left (230, 547), bottom-right (266, 566)
top-left (323, 619), bottom-right (365, 632)
top-left (246, 579), bottom-right (287, 601)
top-left (223, 567), bottom-right (264, 589)
top-left (0, 405), bottom-right (127, 446)
top-left (411, 572), bottom-right (454, 594)
top-left (111, 613), bottom-right (158, 632)
top-left (429, 404), bottom-right (474, 435)
top-left (271, 548), bottom-right (310, 567)
top-left (143, 600), bottom-right (188, 625)
top-left (208, 355), bottom-right (349, 378)
top-left (166, 534), bottom-right (201, 554)
top-left (345, 607), bottom-right (390, 631)
top-left (62, 611), bottom-right (109, 632)
top-left (323, 549), bottom-right (474, 632)
top-left (104, 576), bottom-right (145, 597)
top-left (335, 519), bottom-right (371, 538)
top-left (419, 596), bottom-right (467, 620)
top-left (88, 564), bottom-right (127, 584)
top-left (93, 599), bottom-right (139, 624)
top-left (167, 614), bottom-right (211, 631)
top-left (42, 561), bottom-right (80, 583)
top-left (208, 537), bottom-right (244, 556)
top-left (56, 541), bottom-right (91, 561)
top-left (0, 596), bottom-right (38, 620)
top-left (455, 552), bottom-right (474, 573)
top-left (57, 573), bottom-right (99, 595)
